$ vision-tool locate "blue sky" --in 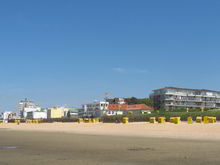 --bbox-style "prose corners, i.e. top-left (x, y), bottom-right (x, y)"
top-left (0, 0), bottom-right (220, 111)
